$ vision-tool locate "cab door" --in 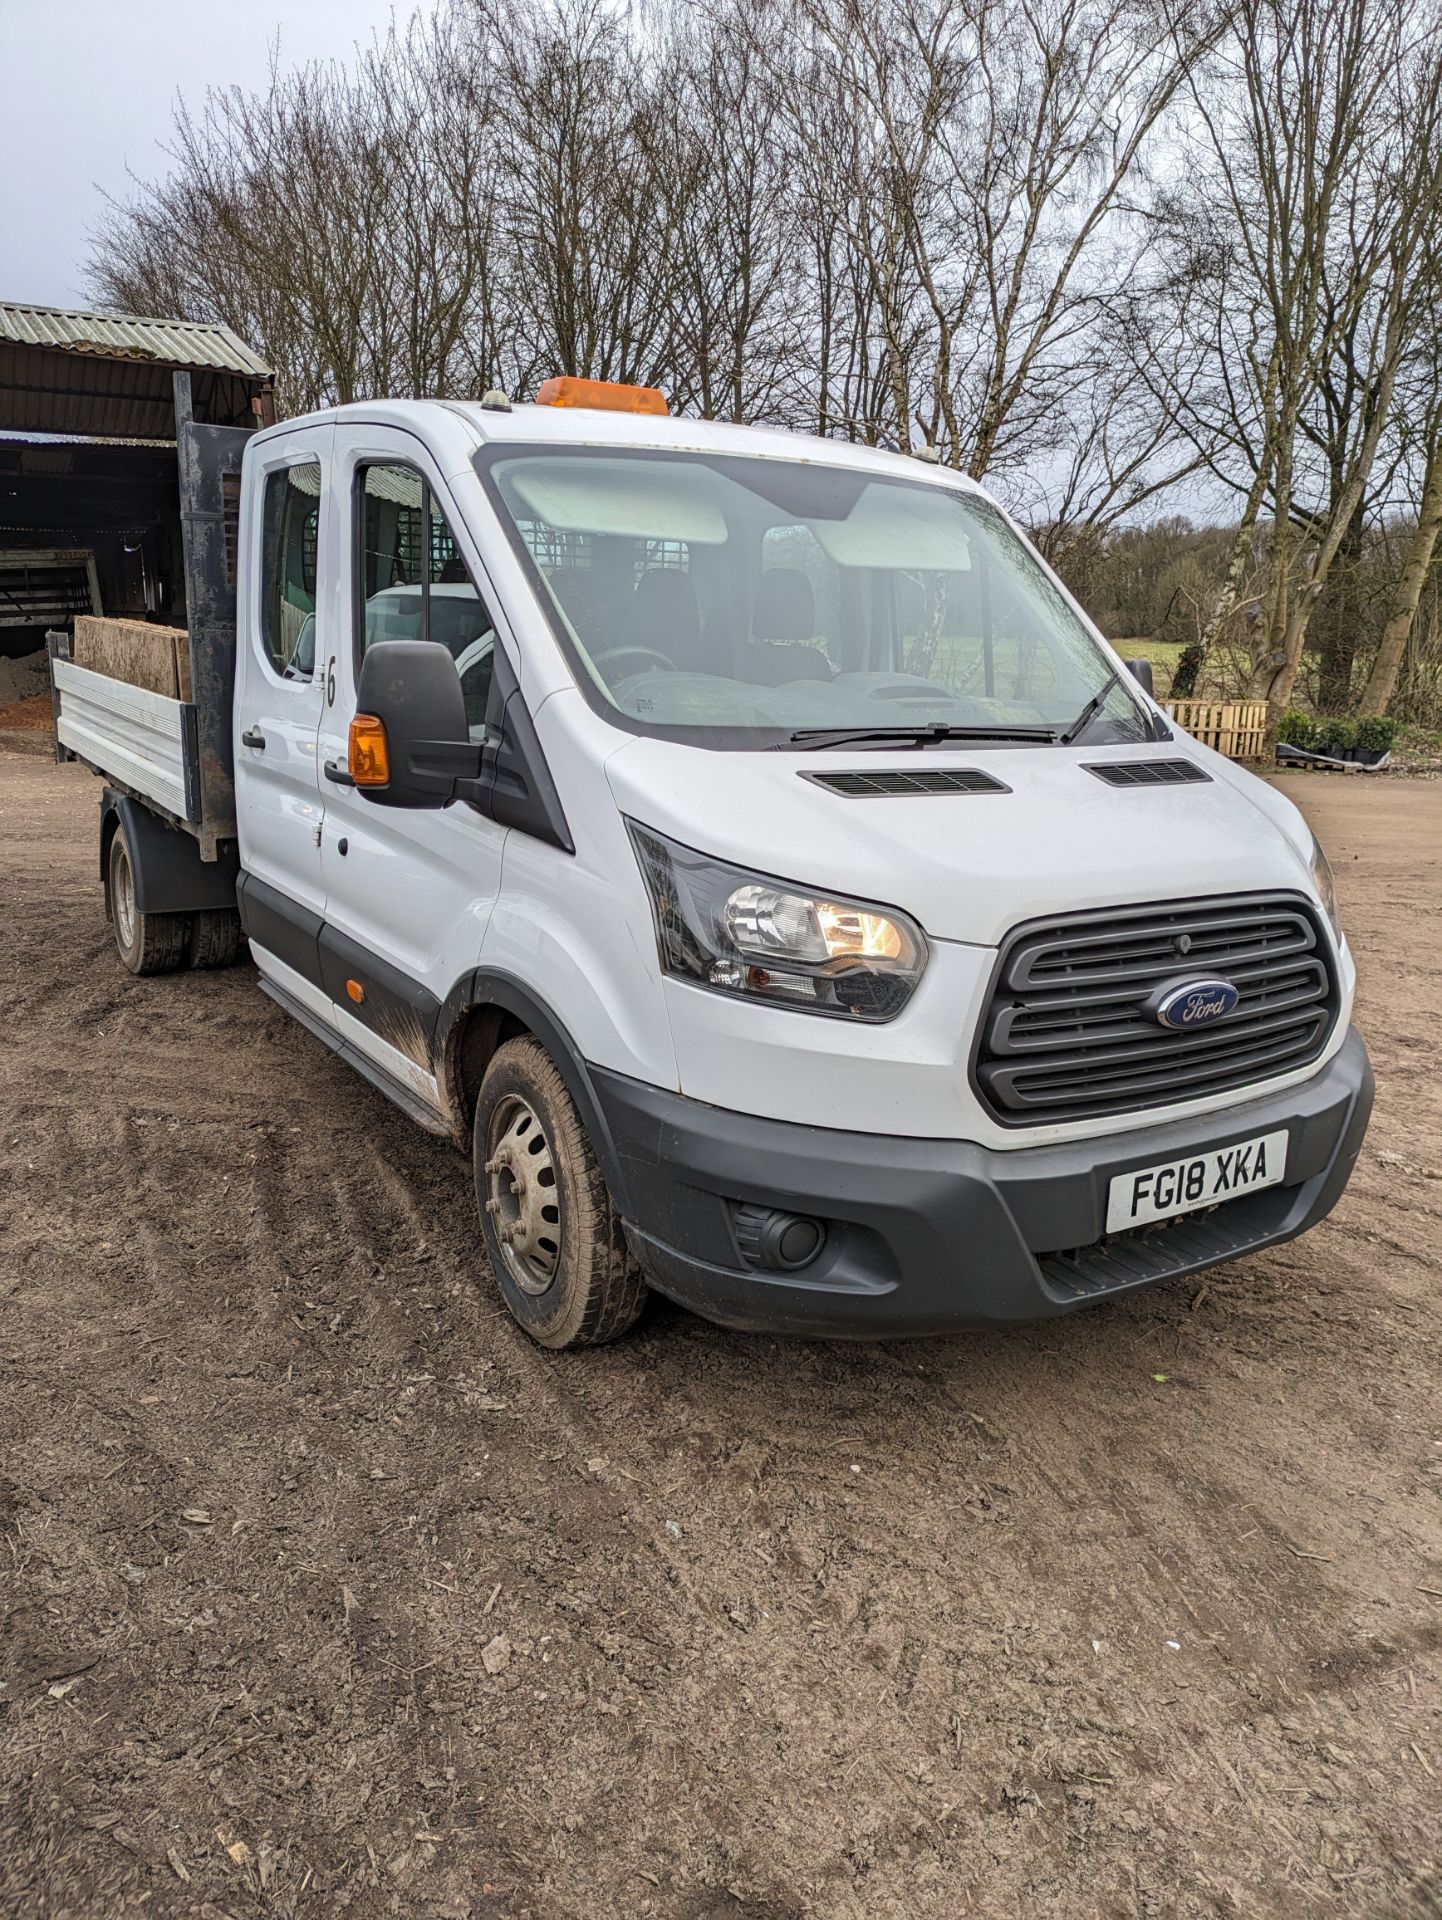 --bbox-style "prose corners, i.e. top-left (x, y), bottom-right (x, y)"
top-left (313, 426), bottom-right (509, 1110)
top-left (233, 427), bottom-right (336, 1019)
